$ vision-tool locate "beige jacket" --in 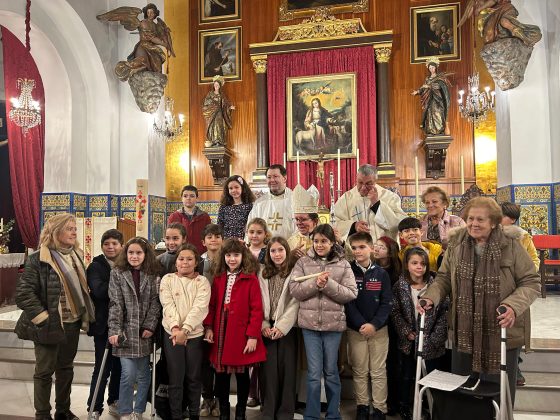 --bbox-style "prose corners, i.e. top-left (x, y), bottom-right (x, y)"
top-left (422, 225), bottom-right (541, 350)
top-left (159, 273), bottom-right (211, 338)
top-left (258, 270), bottom-right (300, 336)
